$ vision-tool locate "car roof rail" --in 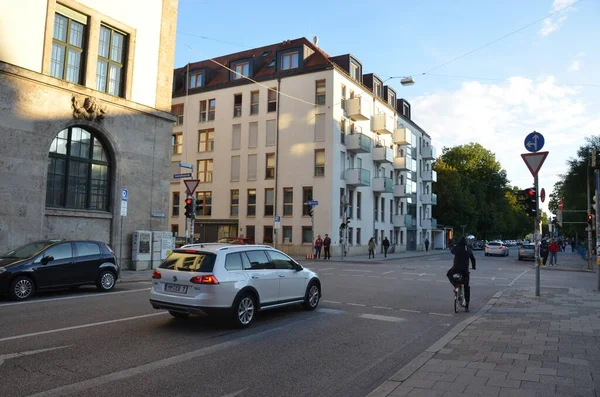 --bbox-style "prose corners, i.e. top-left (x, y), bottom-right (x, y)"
top-left (179, 243), bottom-right (230, 249)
